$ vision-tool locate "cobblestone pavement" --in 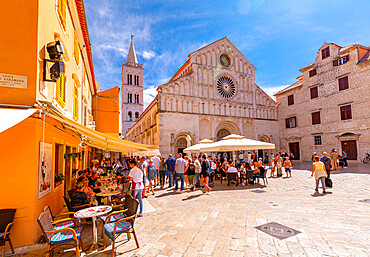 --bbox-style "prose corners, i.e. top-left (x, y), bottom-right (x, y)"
top-left (18, 162), bottom-right (370, 257)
